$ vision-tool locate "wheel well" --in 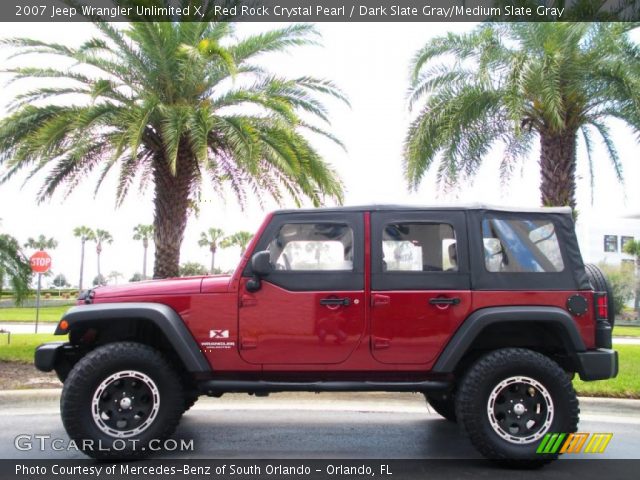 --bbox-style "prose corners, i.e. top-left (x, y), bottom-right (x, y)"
top-left (64, 318), bottom-right (196, 388)
top-left (451, 321), bottom-right (578, 378)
